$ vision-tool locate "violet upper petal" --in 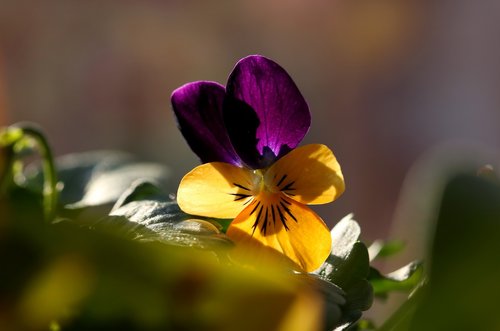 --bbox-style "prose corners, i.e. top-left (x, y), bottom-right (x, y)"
top-left (171, 81), bottom-right (242, 166)
top-left (225, 55), bottom-right (311, 169)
